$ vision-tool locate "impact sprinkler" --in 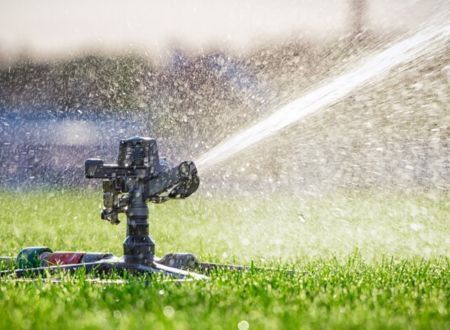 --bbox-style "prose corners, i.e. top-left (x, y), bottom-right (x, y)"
top-left (0, 137), bottom-right (245, 280)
